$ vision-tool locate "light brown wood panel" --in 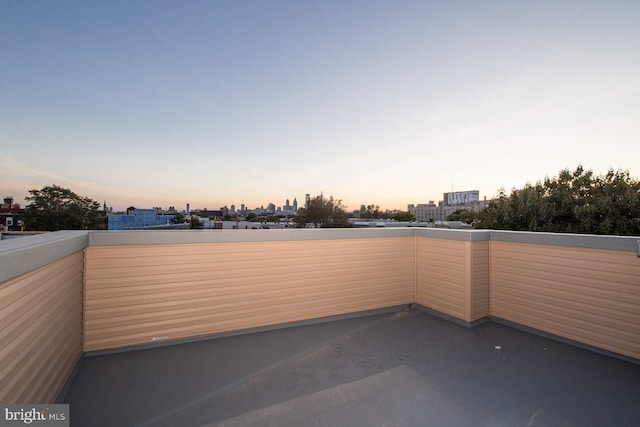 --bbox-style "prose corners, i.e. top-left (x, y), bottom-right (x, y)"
top-left (84, 279), bottom-right (408, 322)
top-left (492, 271), bottom-right (639, 317)
top-left (491, 285), bottom-right (639, 336)
top-left (86, 239), bottom-right (407, 261)
top-left (0, 252), bottom-right (83, 403)
top-left (0, 285), bottom-right (80, 389)
top-left (85, 291), bottom-right (409, 351)
top-left (490, 241), bottom-right (640, 360)
top-left (85, 289), bottom-right (405, 344)
top-left (491, 244), bottom-right (638, 275)
top-left (84, 238), bottom-right (415, 351)
top-left (491, 252), bottom-right (636, 286)
top-left (491, 241), bottom-right (637, 264)
top-left (415, 238), bottom-right (468, 320)
top-left (86, 260), bottom-right (412, 290)
top-left (492, 263), bottom-right (638, 300)
top-left (86, 241), bottom-right (414, 283)
top-left (84, 284), bottom-right (405, 329)
top-left (470, 241), bottom-right (490, 321)
top-left (491, 297), bottom-right (638, 356)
